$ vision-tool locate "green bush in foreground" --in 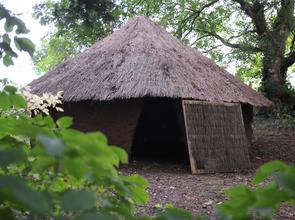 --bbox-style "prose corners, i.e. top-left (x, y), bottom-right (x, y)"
top-left (0, 86), bottom-right (294, 220)
top-left (0, 85), bottom-right (149, 220)
top-left (218, 160), bottom-right (295, 220)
